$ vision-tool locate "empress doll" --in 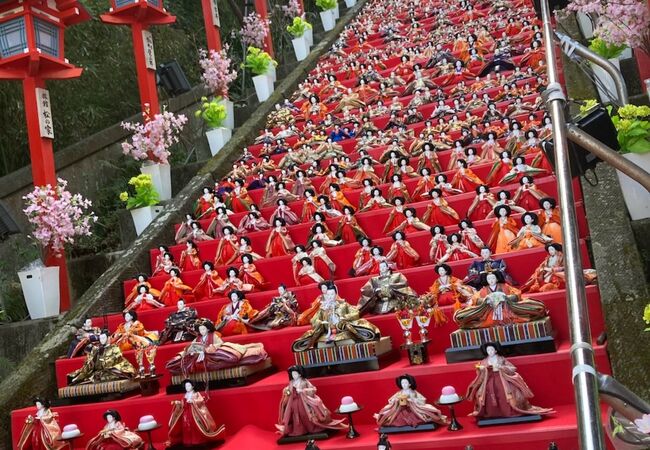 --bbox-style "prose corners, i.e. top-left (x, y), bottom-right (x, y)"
top-left (167, 380), bottom-right (225, 447)
top-left (374, 374), bottom-right (447, 428)
top-left (387, 231), bottom-right (420, 269)
top-left (266, 218), bottom-right (295, 258)
top-left (297, 257), bottom-right (326, 286)
top-left (160, 268), bottom-right (194, 306)
top-left (487, 205), bottom-right (520, 254)
top-left (508, 212), bottom-right (553, 251)
top-left (276, 366), bottom-right (346, 437)
top-left (17, 398), bottom-right (64, 450)
top-left (421, 264), bottom-right (475, 309)
top-left (423, 189), bottom-right (461, 227)
top-left (466, 342), bottom-right (554, 420)
top-left (215, 290), bottom-right (259, 336)
top-left (86, 410), bottom-right (143, 450)
top-left (334, 206), bottom-right (367, 244)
